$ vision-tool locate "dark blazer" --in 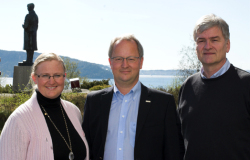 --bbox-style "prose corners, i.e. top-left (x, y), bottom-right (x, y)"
top-left (82, 83), bottom-right (184, 160)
